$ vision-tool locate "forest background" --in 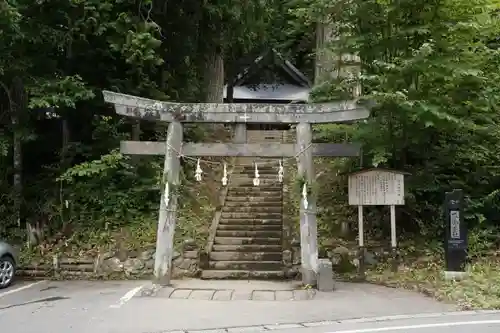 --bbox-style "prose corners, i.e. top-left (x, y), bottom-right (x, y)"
top-left (2, 0), bottom-right (500, 308)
